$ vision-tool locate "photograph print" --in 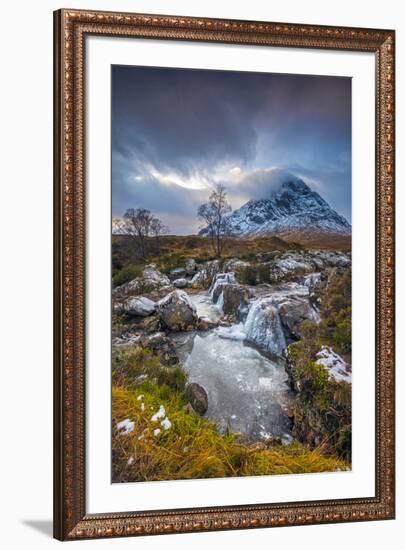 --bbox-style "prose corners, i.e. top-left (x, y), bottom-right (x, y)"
top-left (111, 65), bottom-right (352, 483)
